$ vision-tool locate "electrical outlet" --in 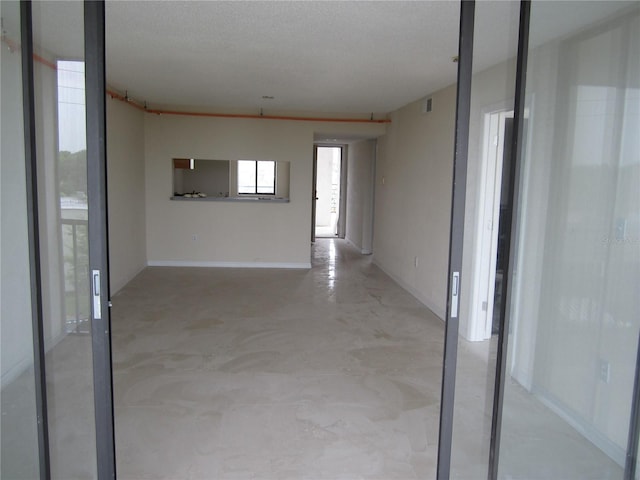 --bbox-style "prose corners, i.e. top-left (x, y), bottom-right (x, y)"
top-left (599, 359), bottom-right (611, 383)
